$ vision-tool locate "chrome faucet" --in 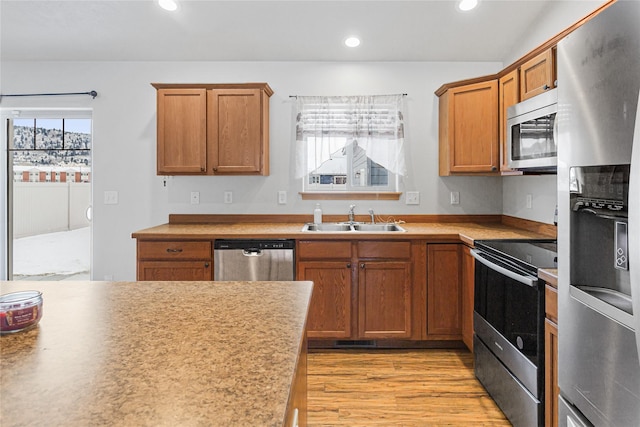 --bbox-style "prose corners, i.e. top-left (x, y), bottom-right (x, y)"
top-left (368, 208), bottom-right (375, 224)
top-left (348, 204), bottom-right (356, 223)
